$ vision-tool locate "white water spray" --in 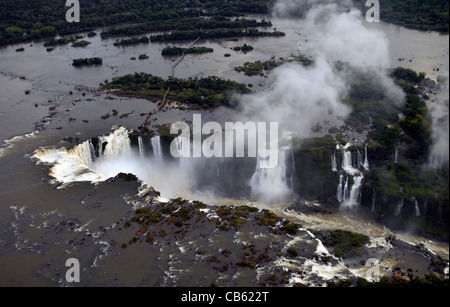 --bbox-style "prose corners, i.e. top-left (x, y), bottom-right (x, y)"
top-left (250, 147), bottom-right (291, 204)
